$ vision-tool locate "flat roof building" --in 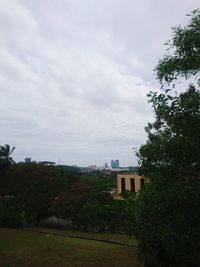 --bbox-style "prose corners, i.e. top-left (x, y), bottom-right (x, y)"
top-left (116, 173), bottom-right (147, 199)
